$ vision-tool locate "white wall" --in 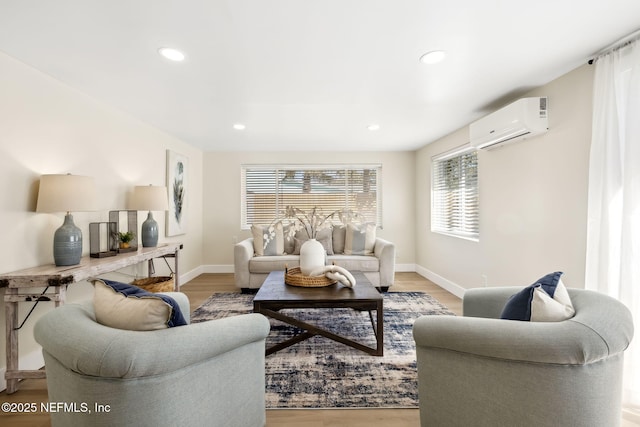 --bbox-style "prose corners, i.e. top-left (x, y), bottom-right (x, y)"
top-left (0, 52), bottom-right (204, 387)
top-left (415, 64), bottom-right (594, 295)
top-left (202, 151), bottom-right (416, 271)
